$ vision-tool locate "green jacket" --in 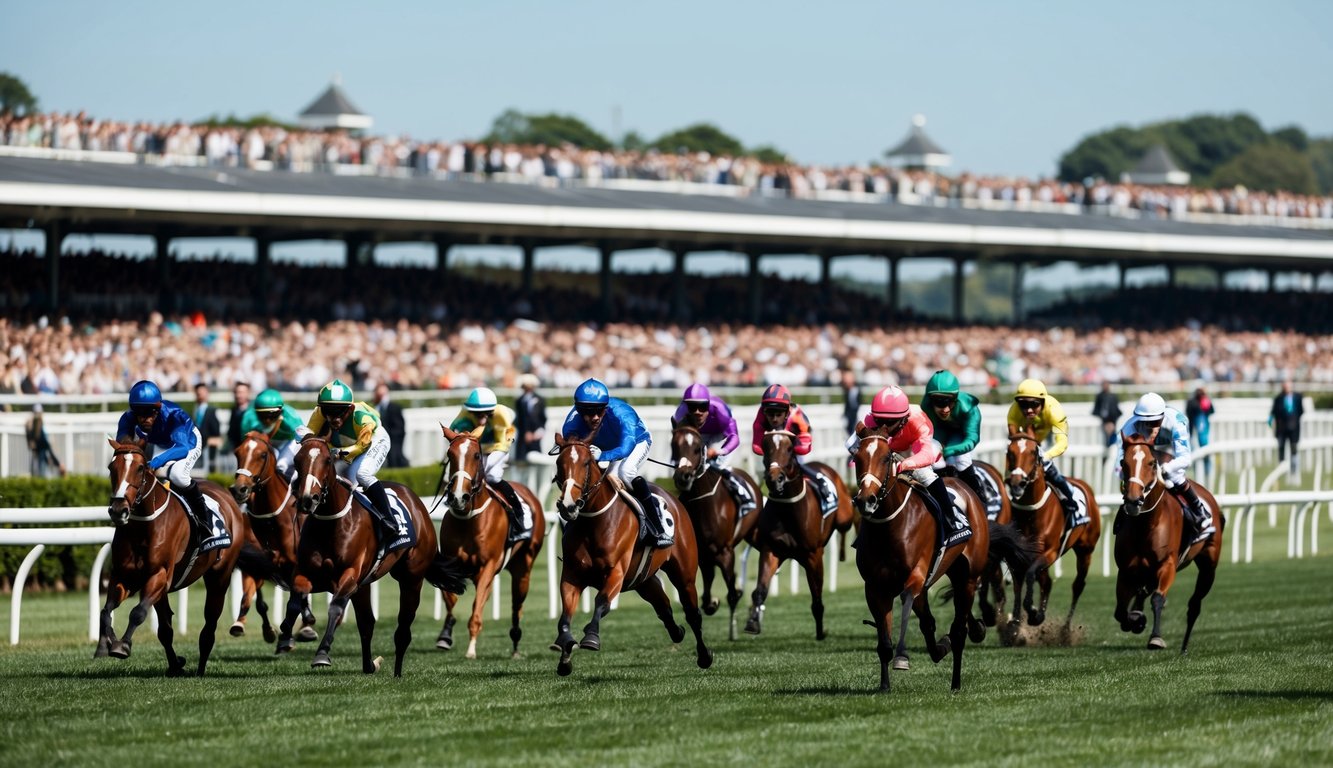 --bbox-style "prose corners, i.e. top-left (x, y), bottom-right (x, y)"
top-left (923, 374), bottom-right (981, 458)
top-left (240, 404), bottom-right (305, 443)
